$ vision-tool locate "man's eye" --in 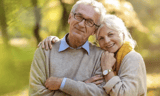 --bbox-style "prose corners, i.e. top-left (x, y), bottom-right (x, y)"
top-left (86, 20), bottom-right (93, 25)
top-left (75, 15), bottom-right (83, 20)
